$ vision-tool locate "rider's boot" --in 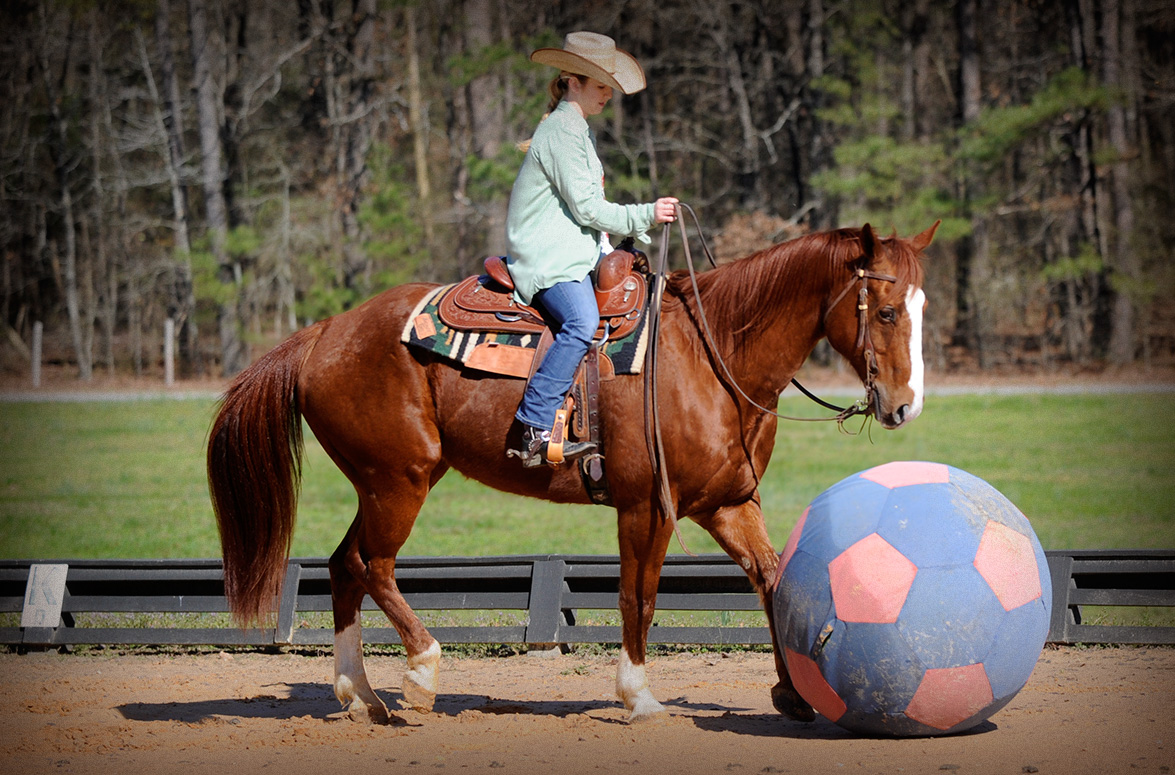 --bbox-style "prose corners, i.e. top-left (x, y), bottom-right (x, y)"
top-left (515, 425), bottom-right (597, 469)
